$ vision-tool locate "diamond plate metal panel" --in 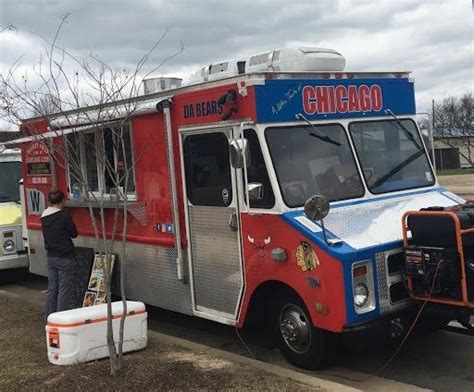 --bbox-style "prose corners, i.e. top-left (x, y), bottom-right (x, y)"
top-left (375, 251), bottom-right (391, 314)
top-left (188, 205), bottom-right (243, 316)
top-left (375, 249), bottom-right (411, 315)
top-left (318, 191), bottom-right (459, 250)
top-left (27, 229), bottom-right (193, 315)
top-left (28, 229), bottom-right (48, 277)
